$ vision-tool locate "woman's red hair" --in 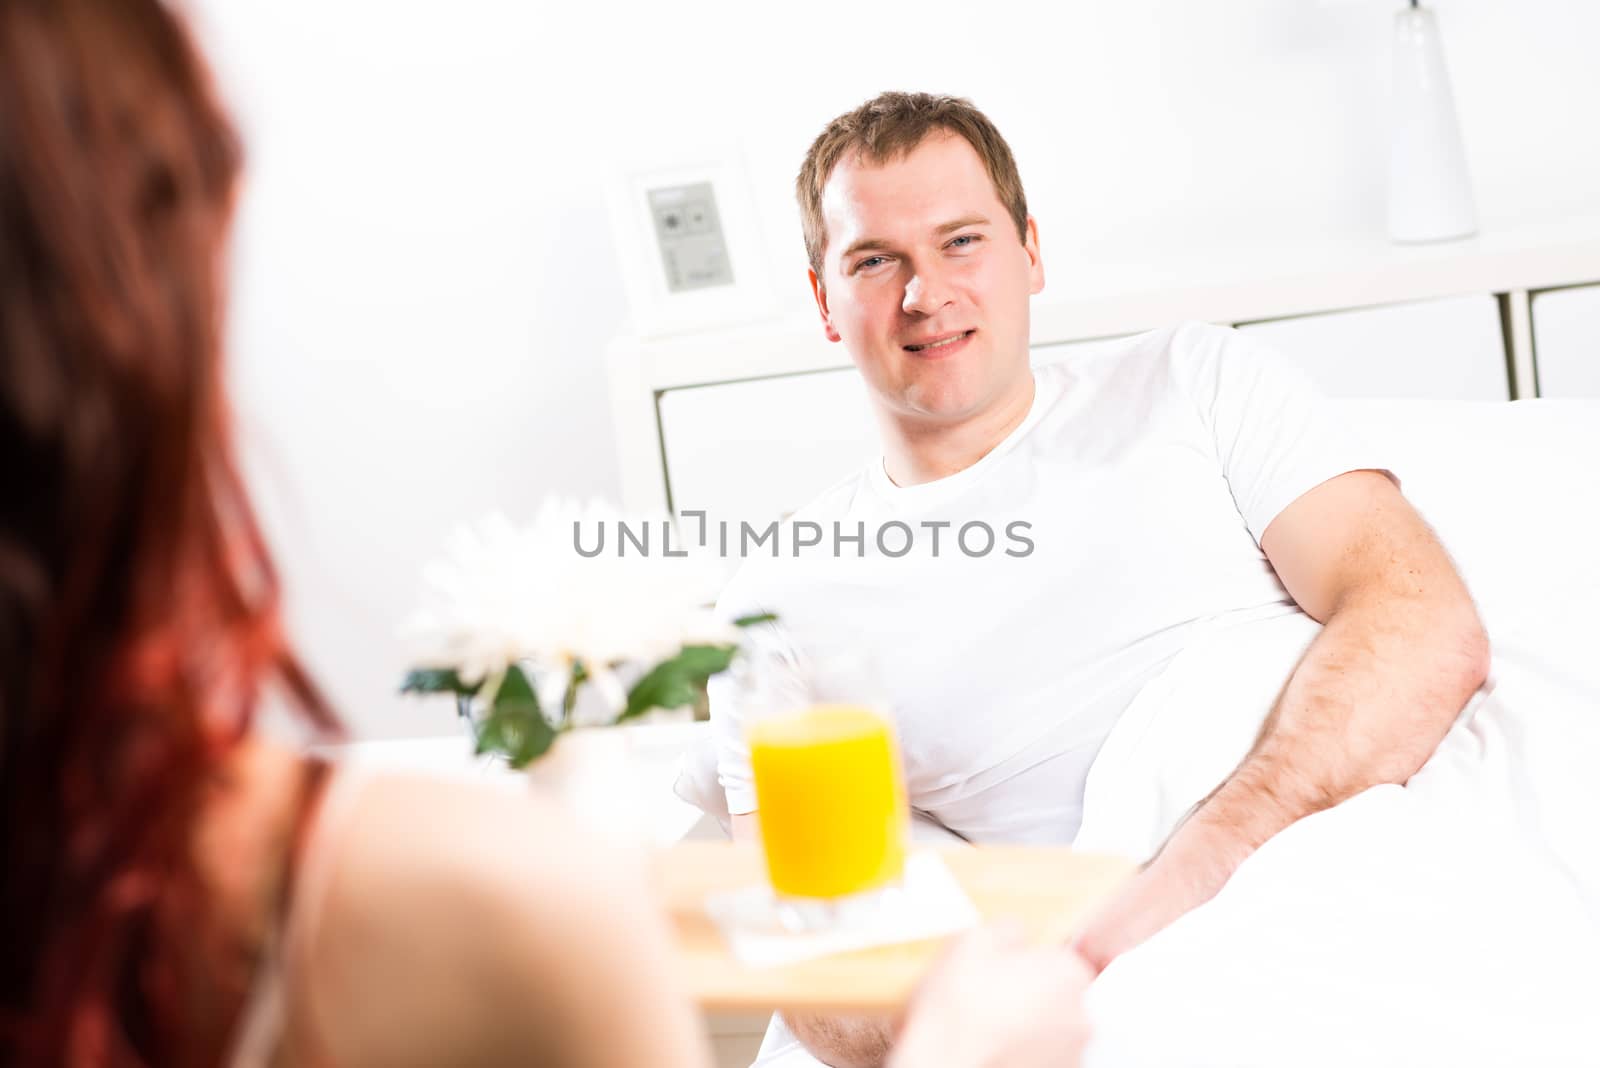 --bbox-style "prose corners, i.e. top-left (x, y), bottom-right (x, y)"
top-left (0, 1), bottom-right (338, 1063)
